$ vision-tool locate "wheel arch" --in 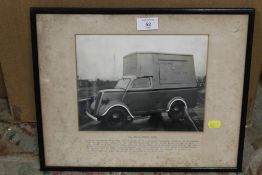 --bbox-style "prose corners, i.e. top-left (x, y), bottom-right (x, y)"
top-left (166, 97), bottom-right (188, 112)
top-left (100, 103), bottom-right (134, 118)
